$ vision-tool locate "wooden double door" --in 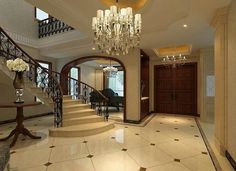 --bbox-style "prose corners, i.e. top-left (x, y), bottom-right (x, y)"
top-left (154, 63), bottom-right (197, 115)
